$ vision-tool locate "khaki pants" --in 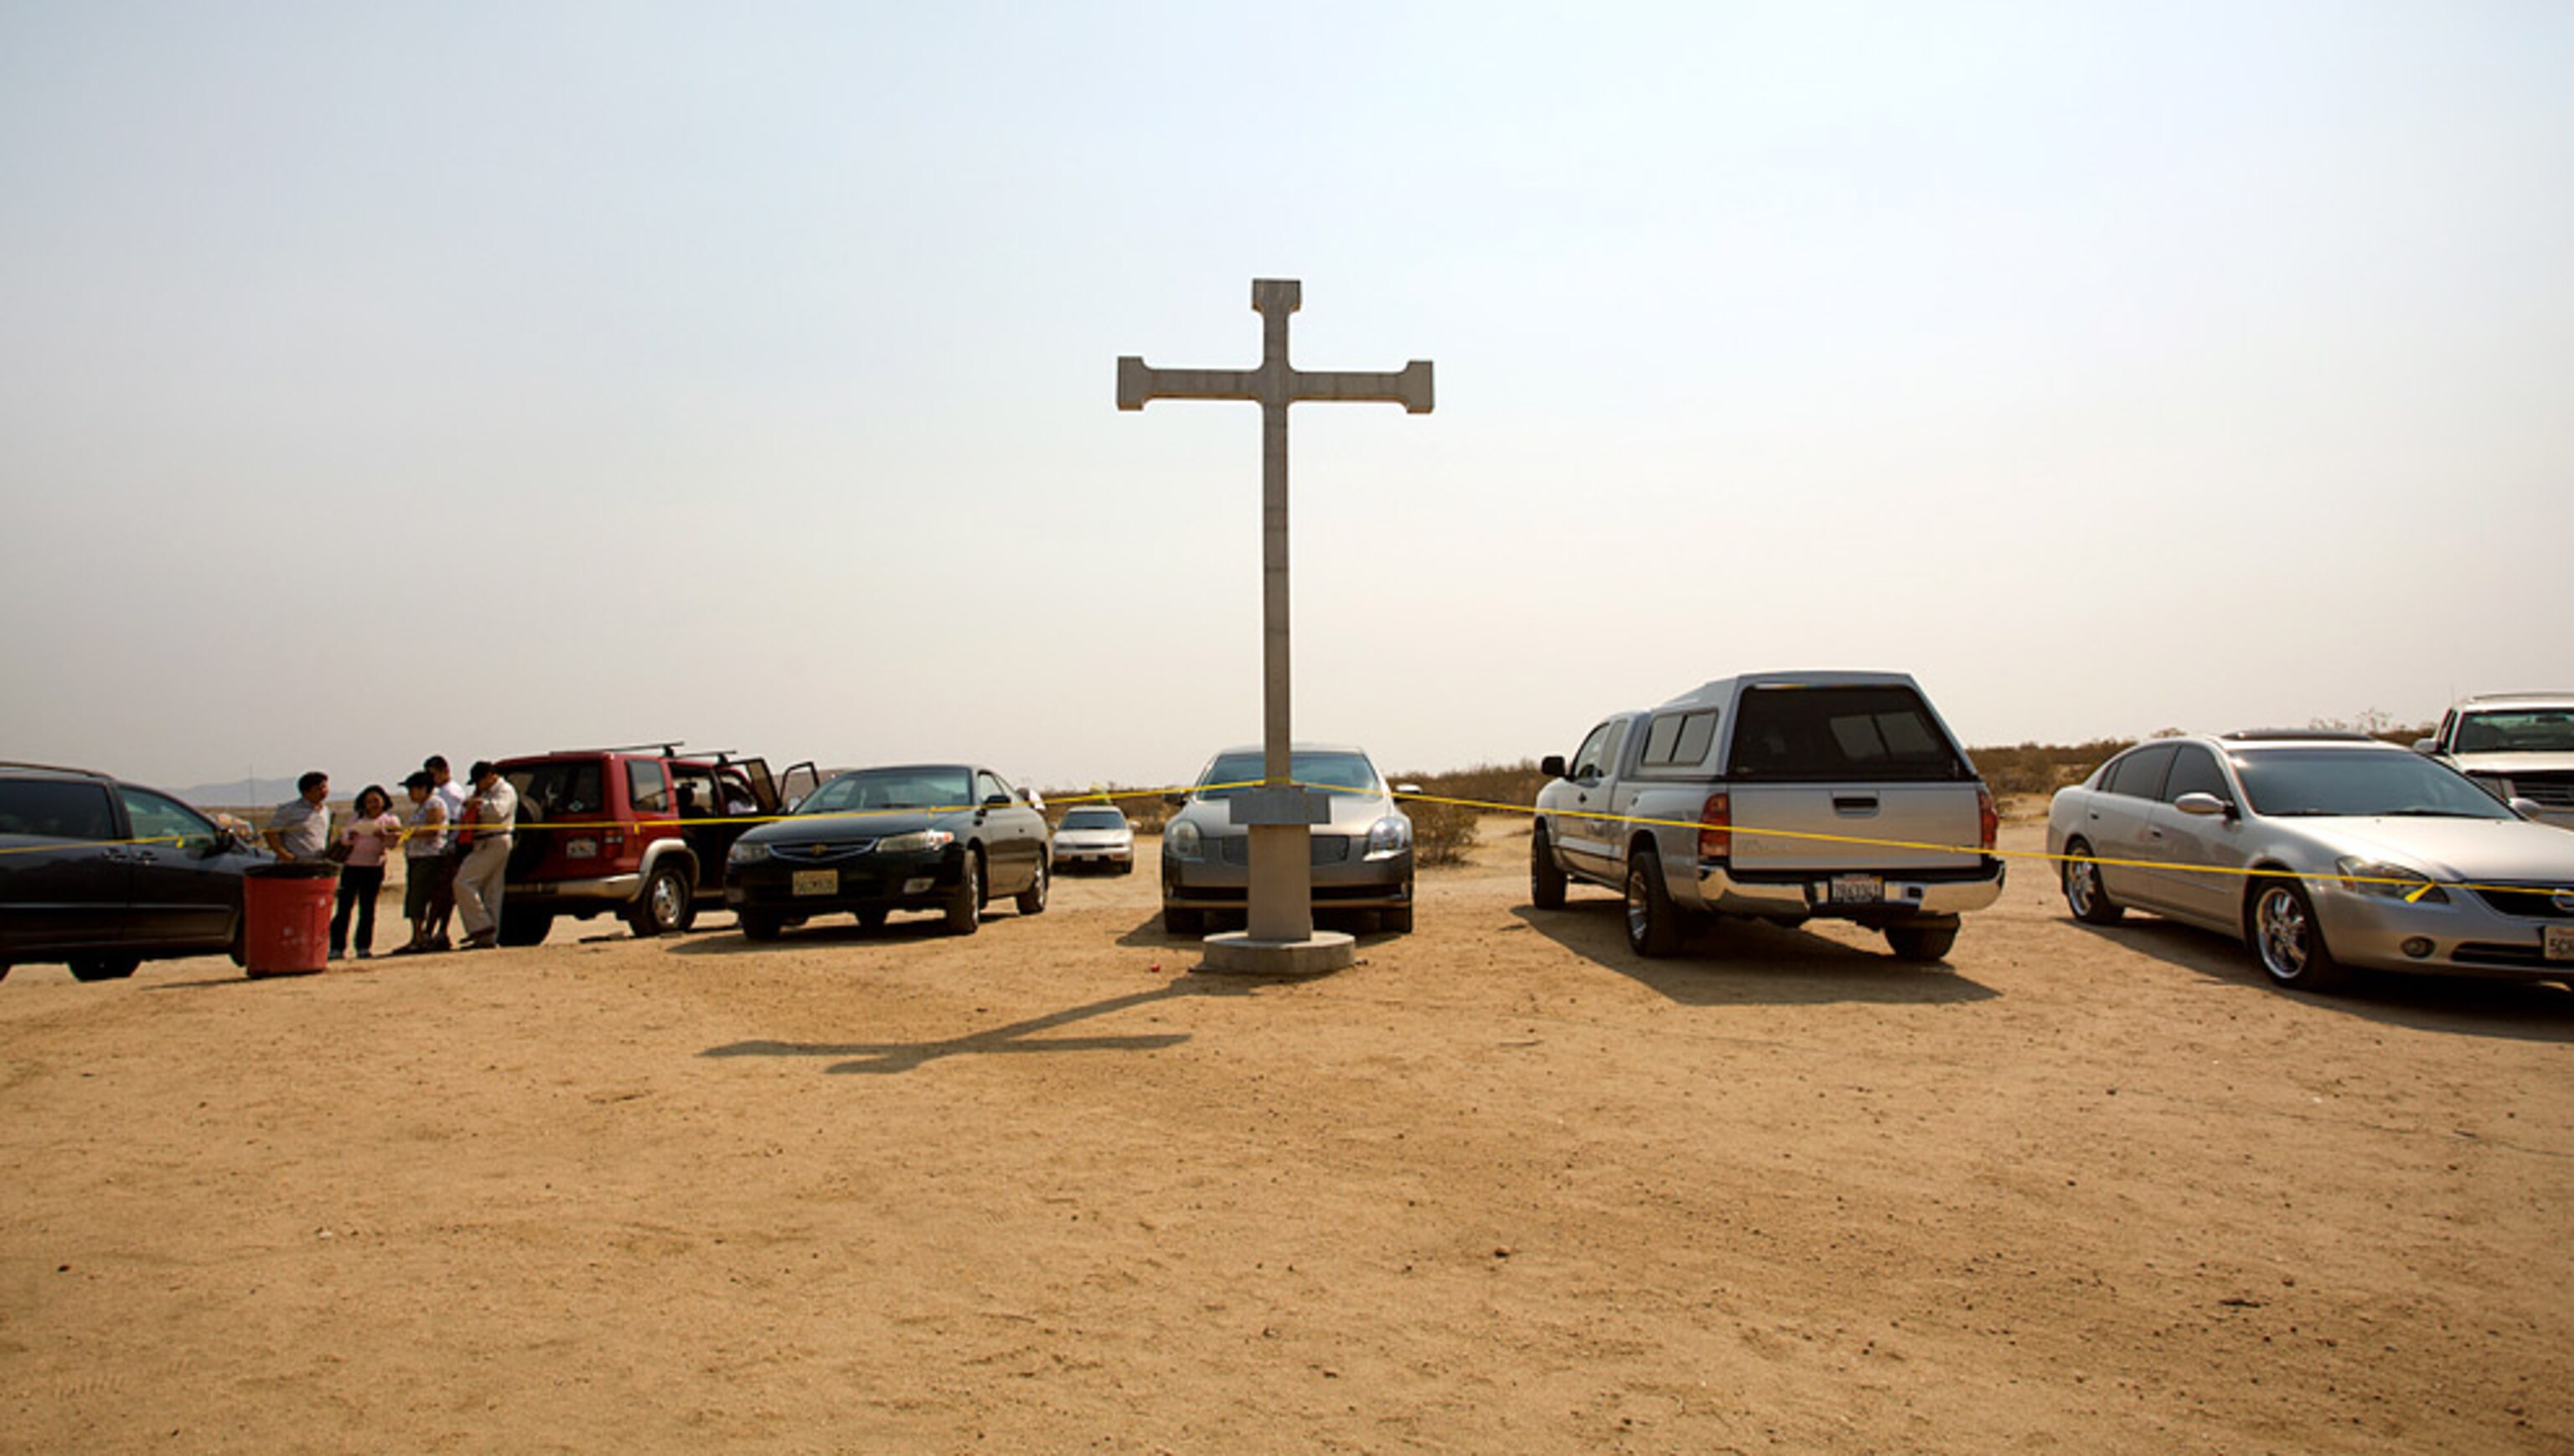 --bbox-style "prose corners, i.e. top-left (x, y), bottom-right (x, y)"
top-left (453, 837), bottom-right (512, 938)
